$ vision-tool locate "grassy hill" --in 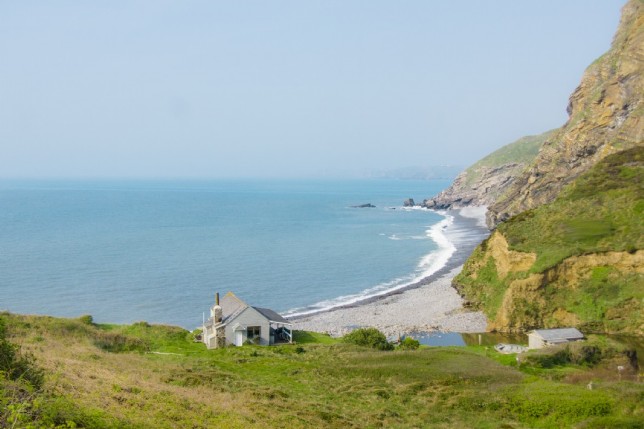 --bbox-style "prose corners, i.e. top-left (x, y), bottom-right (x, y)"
top-left (1, 313), bottom-right (642, 428)
top-left (463, 130), bottom-right (554, 187)
top-left (424, 130), bottom-right (553, 210)
top-left (455, 147), bottom-right (643, 334)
